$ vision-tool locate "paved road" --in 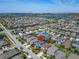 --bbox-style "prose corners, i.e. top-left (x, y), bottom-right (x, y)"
top-left (0, 23), bottom-right (40, 59)
top-left (0, 30), bottom-right (13, 34)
